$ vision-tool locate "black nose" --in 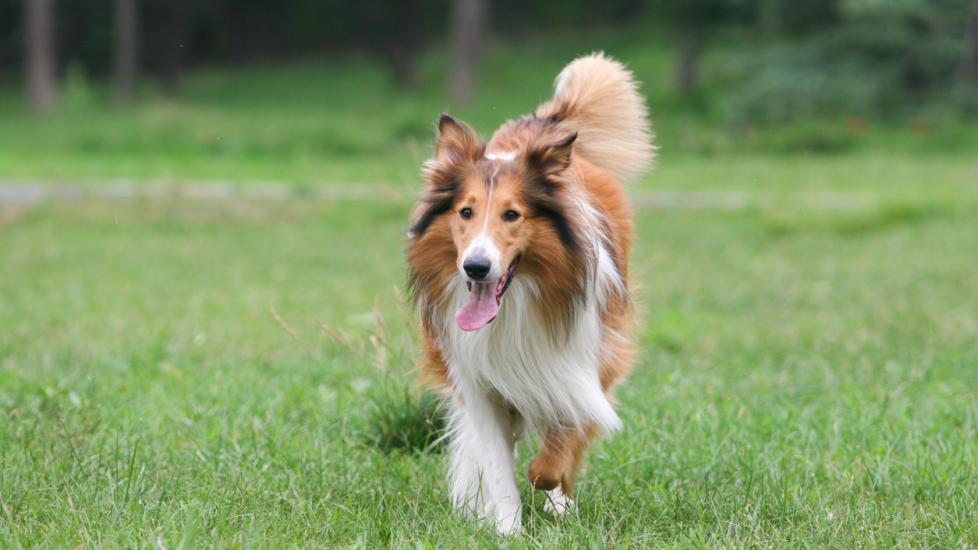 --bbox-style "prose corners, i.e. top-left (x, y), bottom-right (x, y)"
top-left (463, 257), bottom-right (492, 280)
